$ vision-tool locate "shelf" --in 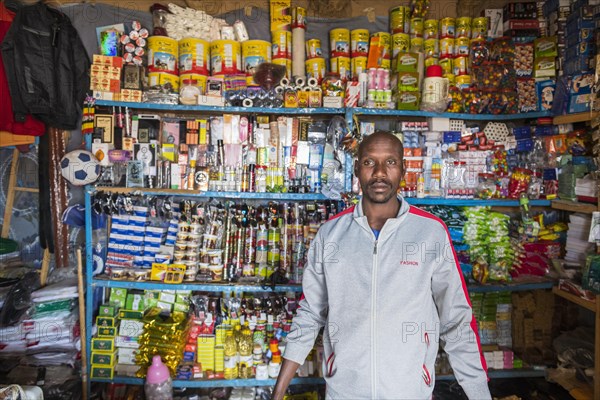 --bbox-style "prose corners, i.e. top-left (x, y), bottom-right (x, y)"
top-left (94, 100), bottom-right (552, 121)
top-left (92, 277), bottom-right (302, 292)
top-left (93, 187), bottom-right (330, 201)
top-left (94, 100), bottom-right (342, 115)
top-left (551, 199), bottom-right (597, 214)
top-left (552, 287), bottom-right (596, 312)
top-left (553, 111), bottom-right (599, 125)
top-left (468, 280), bottom-right (554, 293)
top-left (437, 368), bottom-right (546, 381)
top-left (91, 376), bottom-right (325, 388)
top-left (405, 198), bottom-right (551, 207)
top-left (93, 277), bottom-right (552, 293)
top-left (351, 108), bottom-right (552, 121)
